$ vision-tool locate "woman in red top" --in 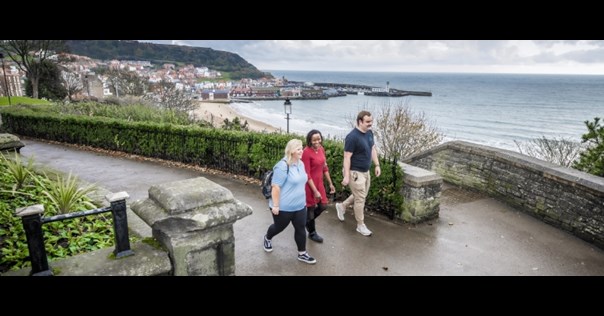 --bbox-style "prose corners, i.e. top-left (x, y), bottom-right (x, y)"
top-left (302, 129), bottom-right (336, 243)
